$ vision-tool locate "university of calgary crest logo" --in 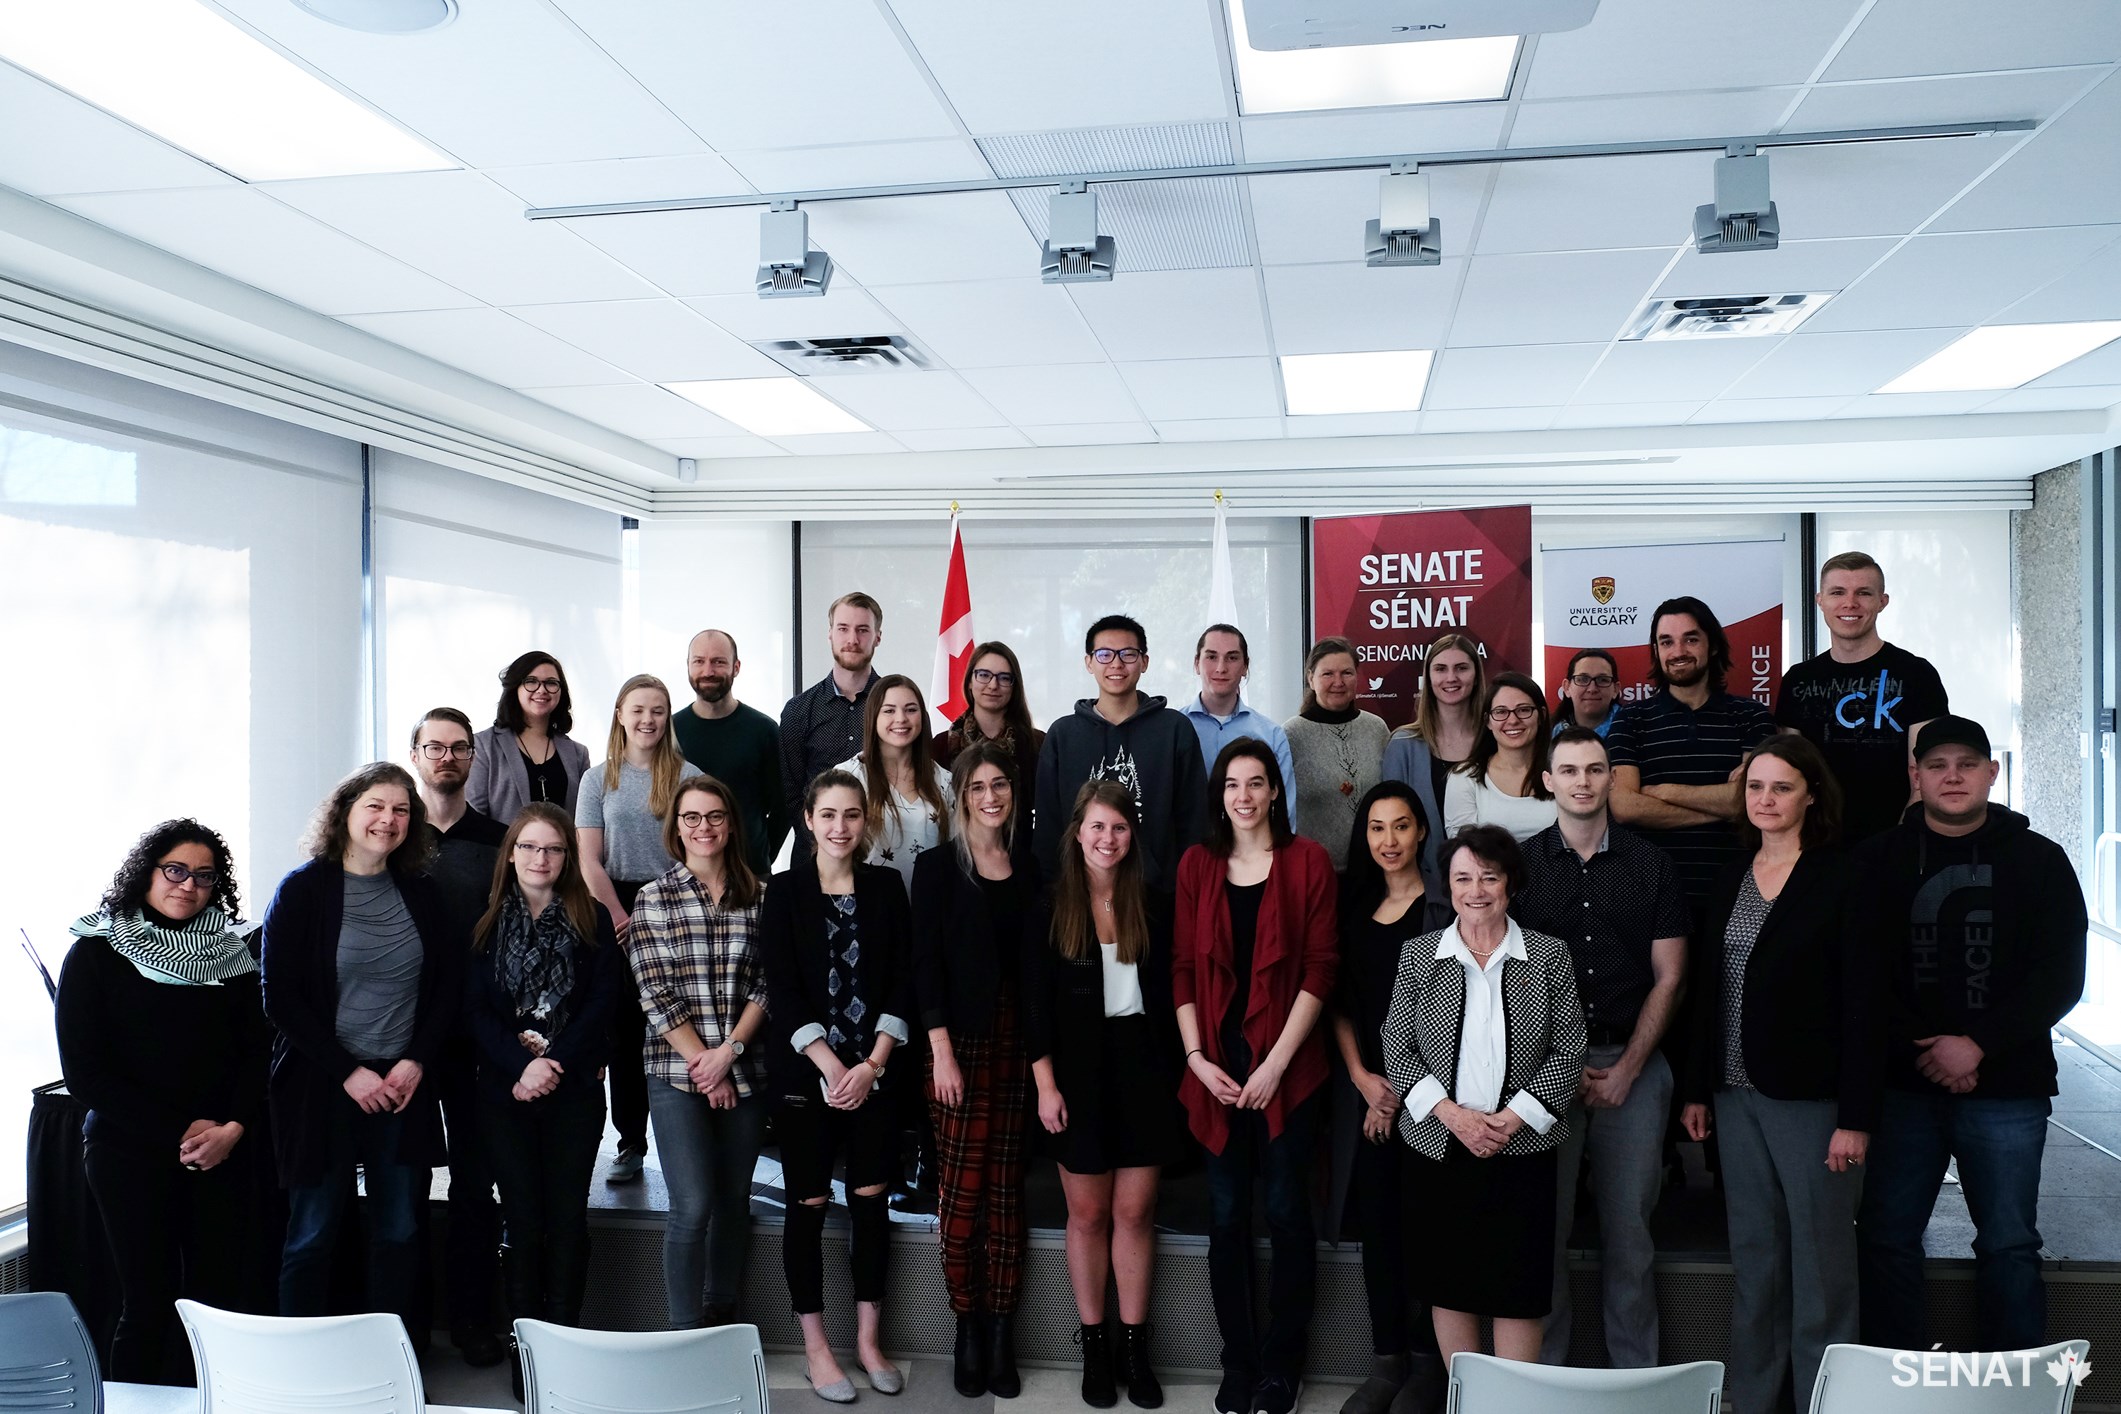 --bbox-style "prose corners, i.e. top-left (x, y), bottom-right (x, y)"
top-left (1591, 576), bottom-right (1616, 605)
